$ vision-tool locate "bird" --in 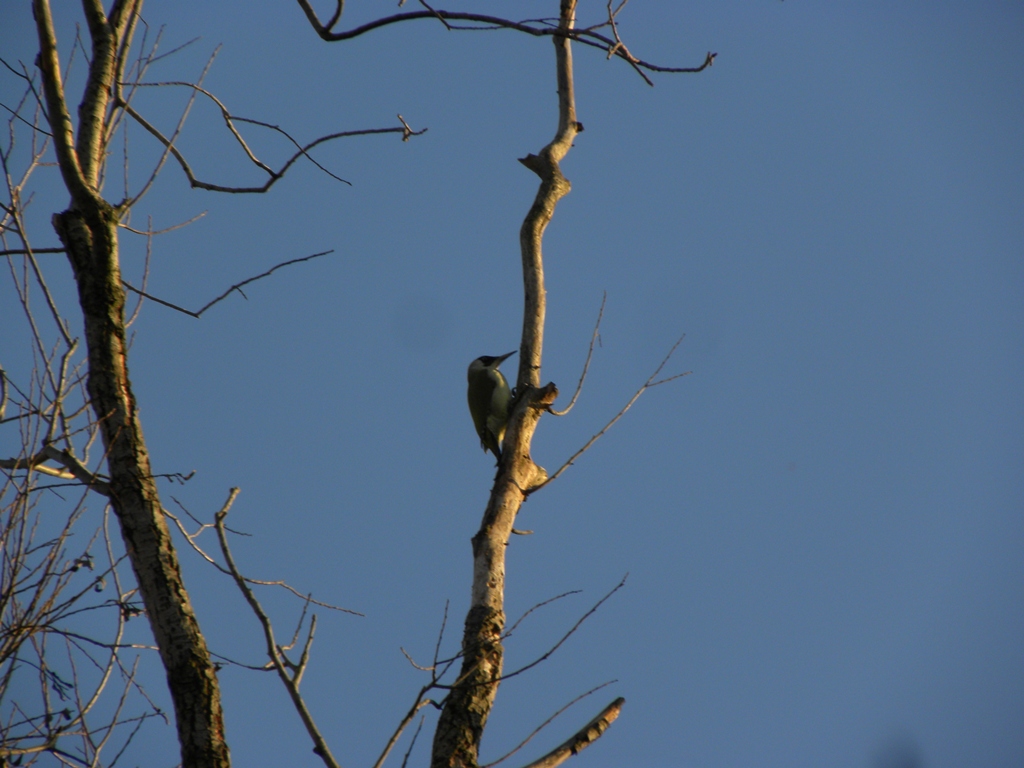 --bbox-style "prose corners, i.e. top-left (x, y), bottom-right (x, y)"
top-left (467, 350), bottom-right (516, 461)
